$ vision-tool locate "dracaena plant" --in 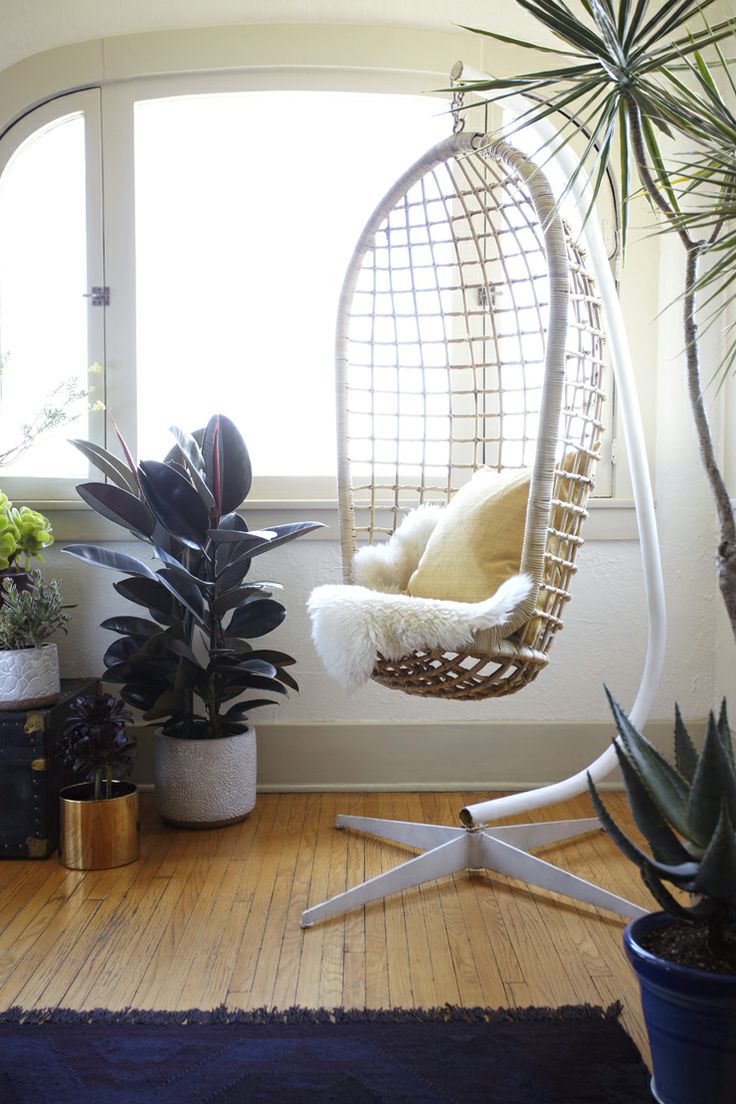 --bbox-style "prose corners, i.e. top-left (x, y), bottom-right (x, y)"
top-left (64, 415), bottom-right (322, 739)
top-left (588, 689), bottom-right (736, 958)
top-left (459, 1), bottom-right (736, 640)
